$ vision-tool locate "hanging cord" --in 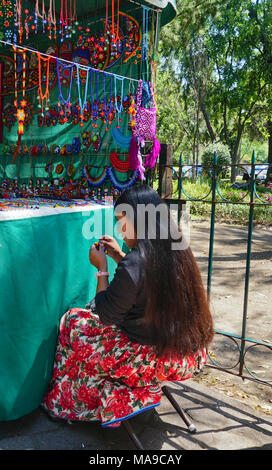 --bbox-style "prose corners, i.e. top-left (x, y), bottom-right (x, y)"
top-left (116, 0), bottom-right (120, 42)
top-left (105, 0), bottom-right (108, 33)
top-left (0, 39), bottom-right (140, 83)
top-left (111, 0), bottom-right (115, 41)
